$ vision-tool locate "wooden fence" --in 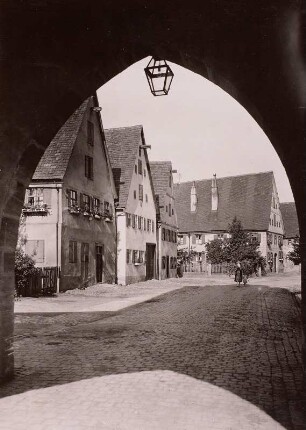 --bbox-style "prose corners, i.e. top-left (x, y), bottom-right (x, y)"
top-left (17, 267), bottom-right (58, 297)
